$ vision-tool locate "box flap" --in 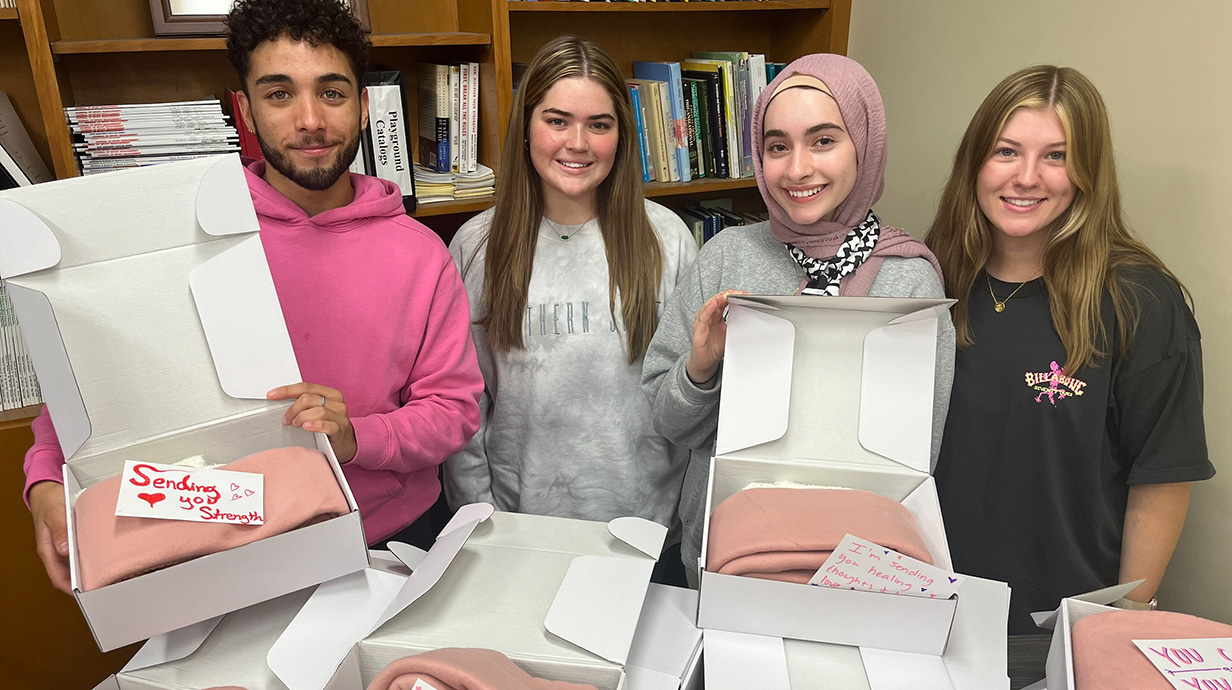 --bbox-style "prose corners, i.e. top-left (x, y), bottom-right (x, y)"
top-left (860, 648), bottom-right (954, 690)
top-left (120, 615), bottom-right (224, 673)
top-left (1029, 581), bottom-right (1141, 630)
top-left (196, 155), bottom-right (260, 237)
top-left (718, 295), bottom-right (951, 473)
top-left (268, 502), bottom-right (493, 690)
top-left (0, 198), bottom-right (60, 278)
top-left (626, 584), bottom-right (702, 680)
top-left (90, 677), bottom-right (119, 690)
top-left (189, 234), bottom-right (301, 398)
top-left (544, 517), bottom-right (665, 665)
top-left (703, 629), bottom-right (790, 690)
top-left (545, 556), bottom-right (656, 665)
top-left (0, 155), bottom-right (290, 471)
